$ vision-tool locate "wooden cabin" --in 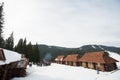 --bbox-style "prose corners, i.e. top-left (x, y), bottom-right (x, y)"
top-left (79, 51), bottom-right (118, 71)
top-left (63, 54), bottom-right (80, 66)
top-left (0, 48), bottom-right (28, 80)
top-left (55, 55), bottom-right (65, 64)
